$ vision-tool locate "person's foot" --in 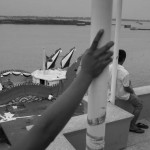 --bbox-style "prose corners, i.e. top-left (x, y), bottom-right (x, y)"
top-left (136, 123), bottom-right (149, 129)
top-left (129, 126), bottom-right (145, 133)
